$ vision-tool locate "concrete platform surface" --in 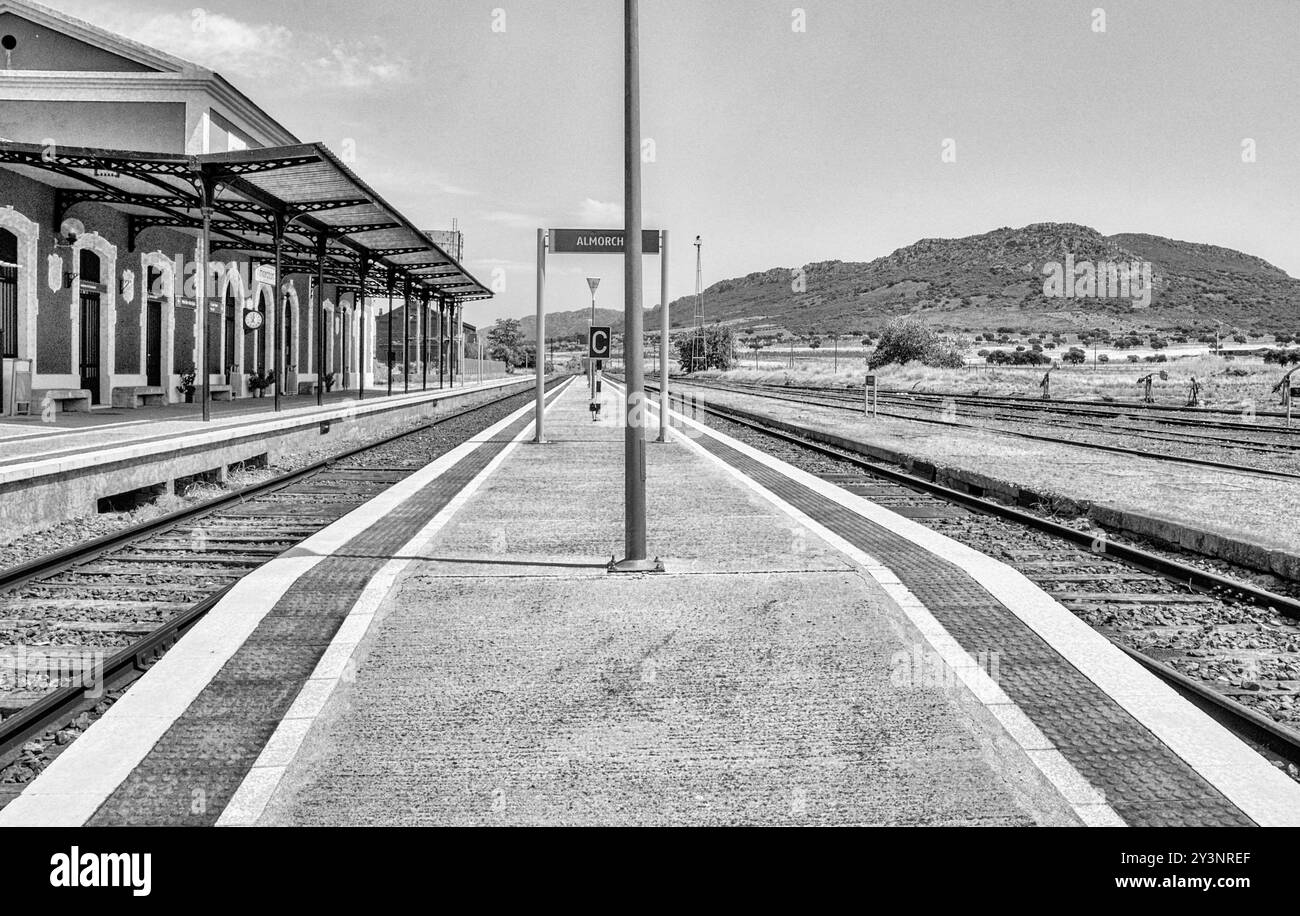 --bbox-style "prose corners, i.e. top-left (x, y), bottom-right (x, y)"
top-left (252, 382), bottom-right (1074, 826)
top-left (0, 377), bottom-right (518, 472)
